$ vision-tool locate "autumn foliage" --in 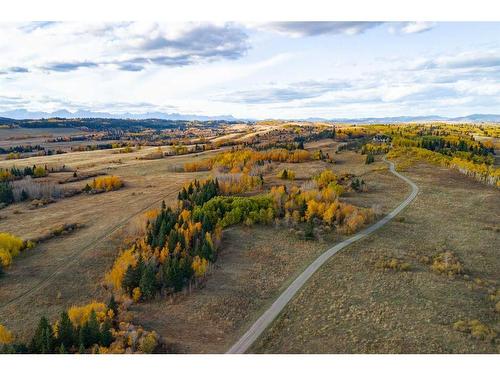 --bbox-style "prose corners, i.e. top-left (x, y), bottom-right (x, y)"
top-left (90, 175), bottom-right (124, 192)
top-left (0, 232), bottom-right (26, 267)
top-left (0, 324), bottom-right (13, 344)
